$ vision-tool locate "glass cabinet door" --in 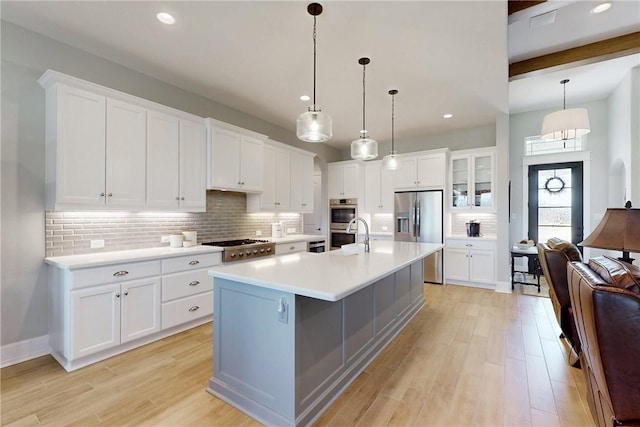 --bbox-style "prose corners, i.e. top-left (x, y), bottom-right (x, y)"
top-left (473, 155), bottom-right (493, 208)
top-left (451, 157), bottom-right (469, 208)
